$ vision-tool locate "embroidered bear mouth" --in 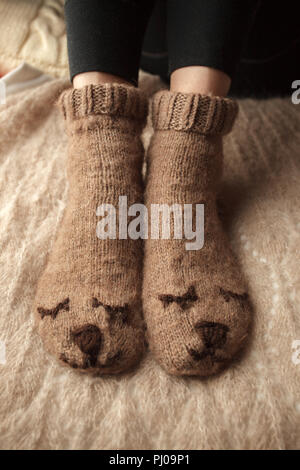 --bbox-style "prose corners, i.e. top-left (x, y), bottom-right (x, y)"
top-left (186, 320), bottom-right (230, 363)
